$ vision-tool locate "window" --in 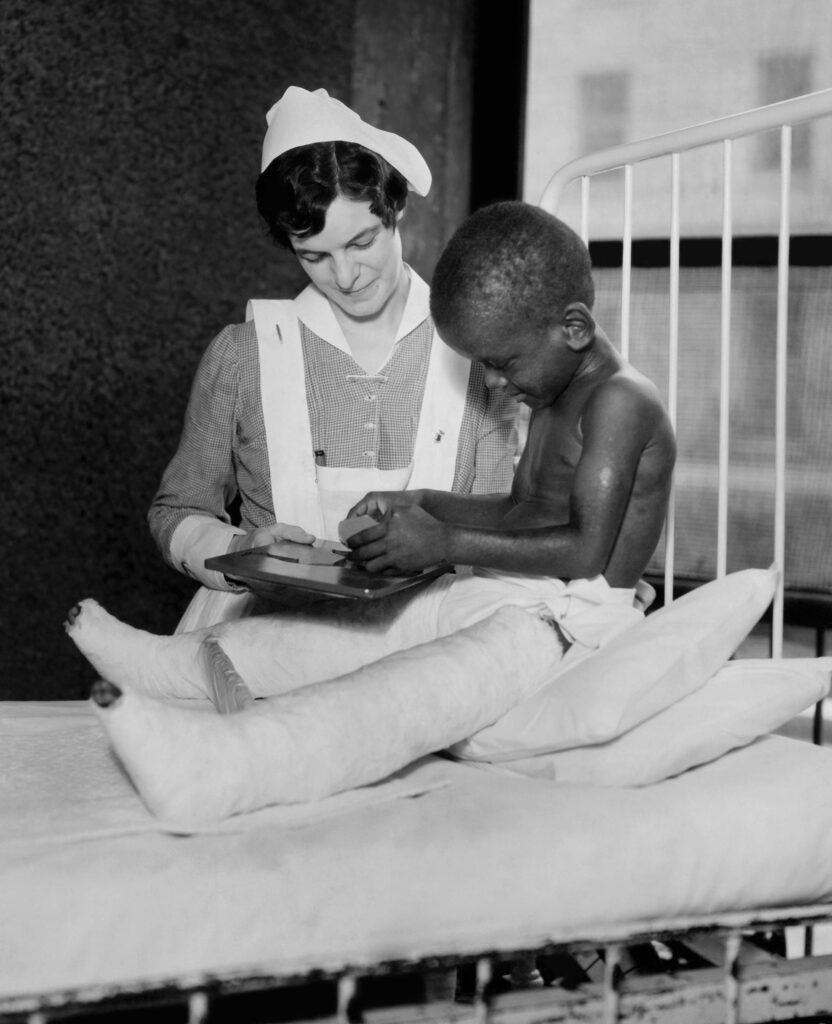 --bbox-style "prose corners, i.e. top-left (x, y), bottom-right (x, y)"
top-left (579, 72), bottom-right (631, 154)
top-left (757, 53), bottom-right (813, 170)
